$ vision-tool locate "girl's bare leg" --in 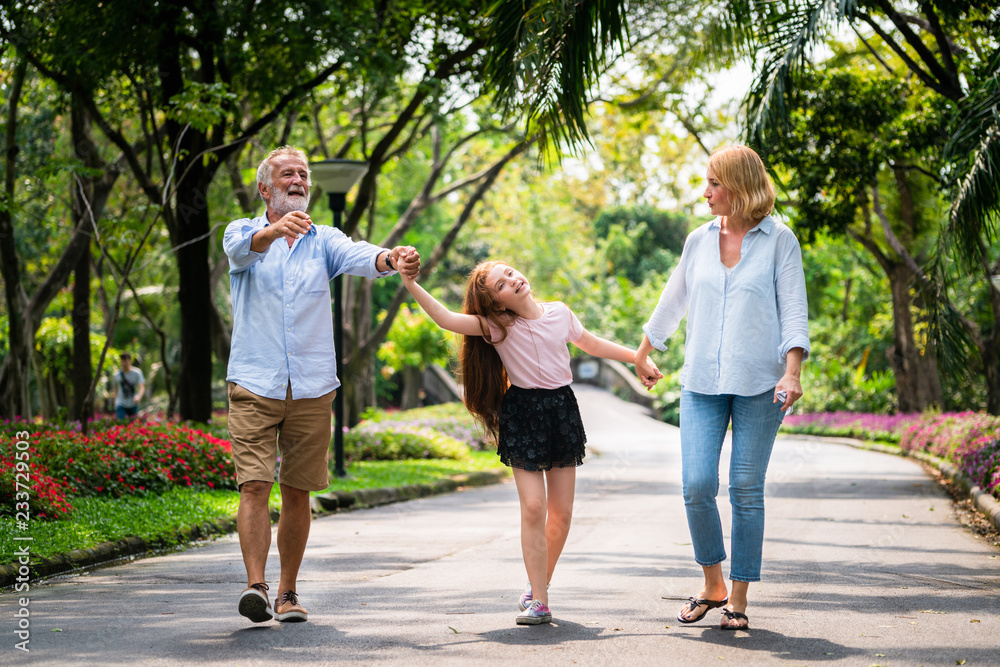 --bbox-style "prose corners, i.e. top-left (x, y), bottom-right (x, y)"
top-left (512, 468), bottom-right (548, 605)
top-left (543, 466), bottom-right (576, 583)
